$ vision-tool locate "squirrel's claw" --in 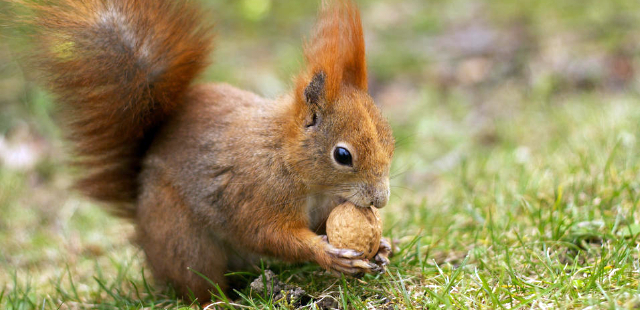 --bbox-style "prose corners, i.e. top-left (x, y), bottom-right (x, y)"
top-left (318, 235), bottom-right (381, 275)
top-left (373, 237), bottom-right (392, 271)
top-left (326, 246), bottom-right (363, 259)
top-left (330, 258), bottom-right (380, 275)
